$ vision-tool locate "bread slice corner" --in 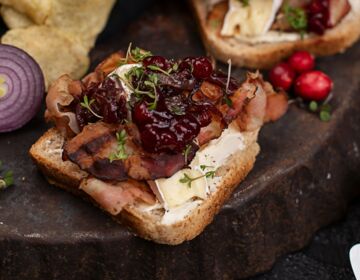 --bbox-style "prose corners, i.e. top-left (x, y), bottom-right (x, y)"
top-left (190, 0), bottom-right (360, 69)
